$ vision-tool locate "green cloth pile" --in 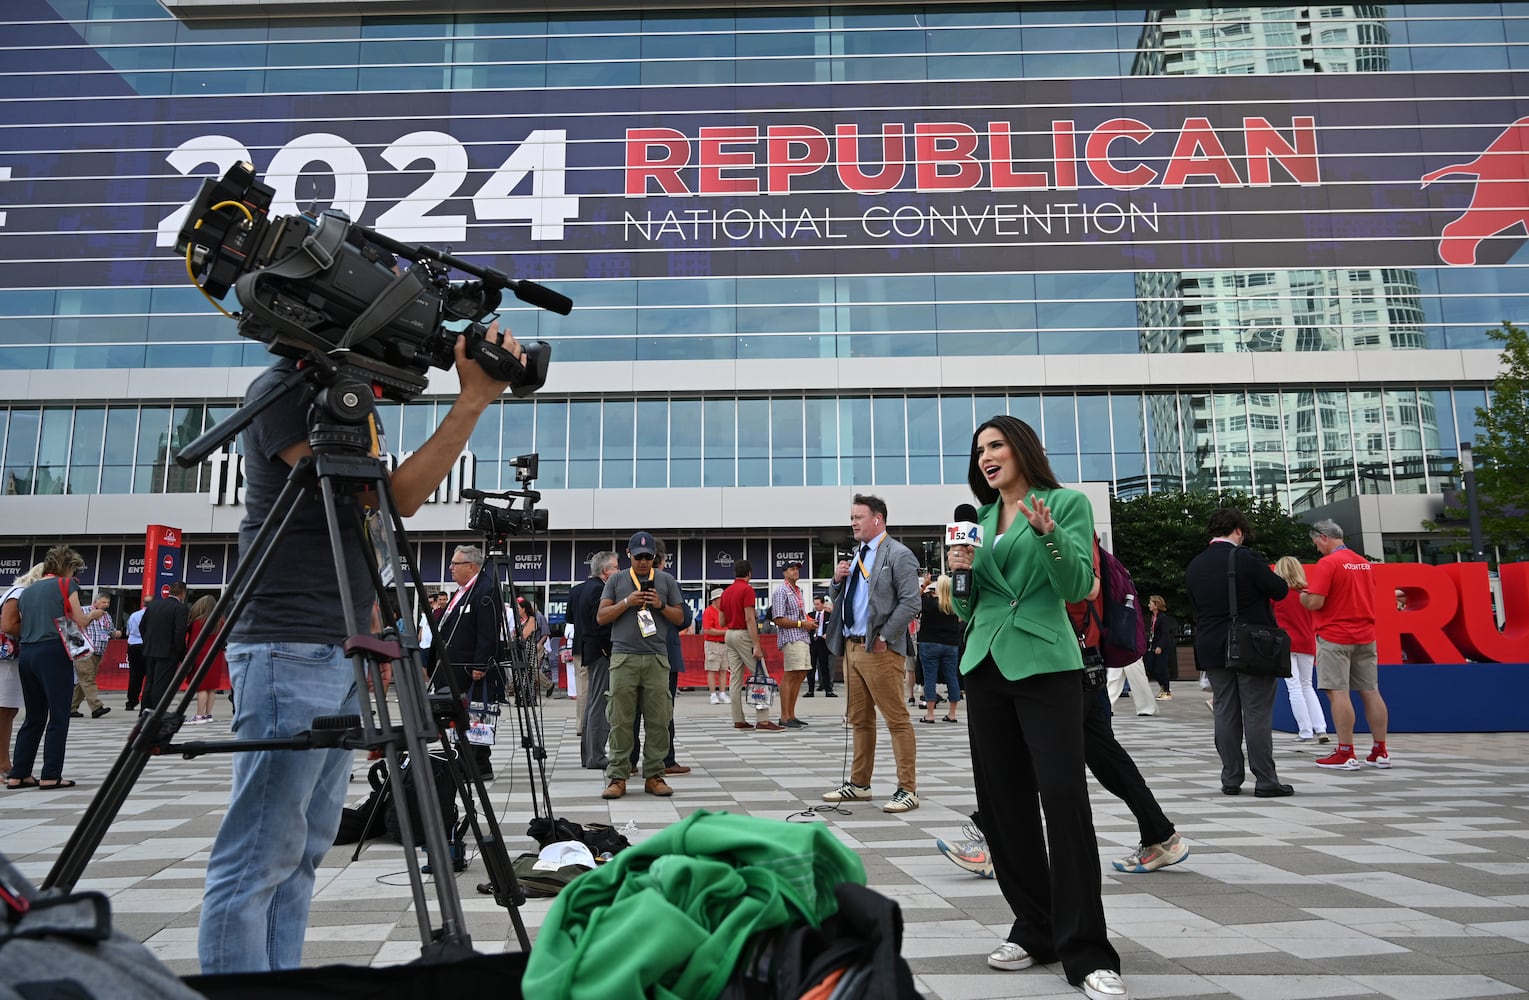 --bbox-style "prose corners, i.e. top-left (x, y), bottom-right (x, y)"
top-left (521, 810), bottom-right (867, 1000)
